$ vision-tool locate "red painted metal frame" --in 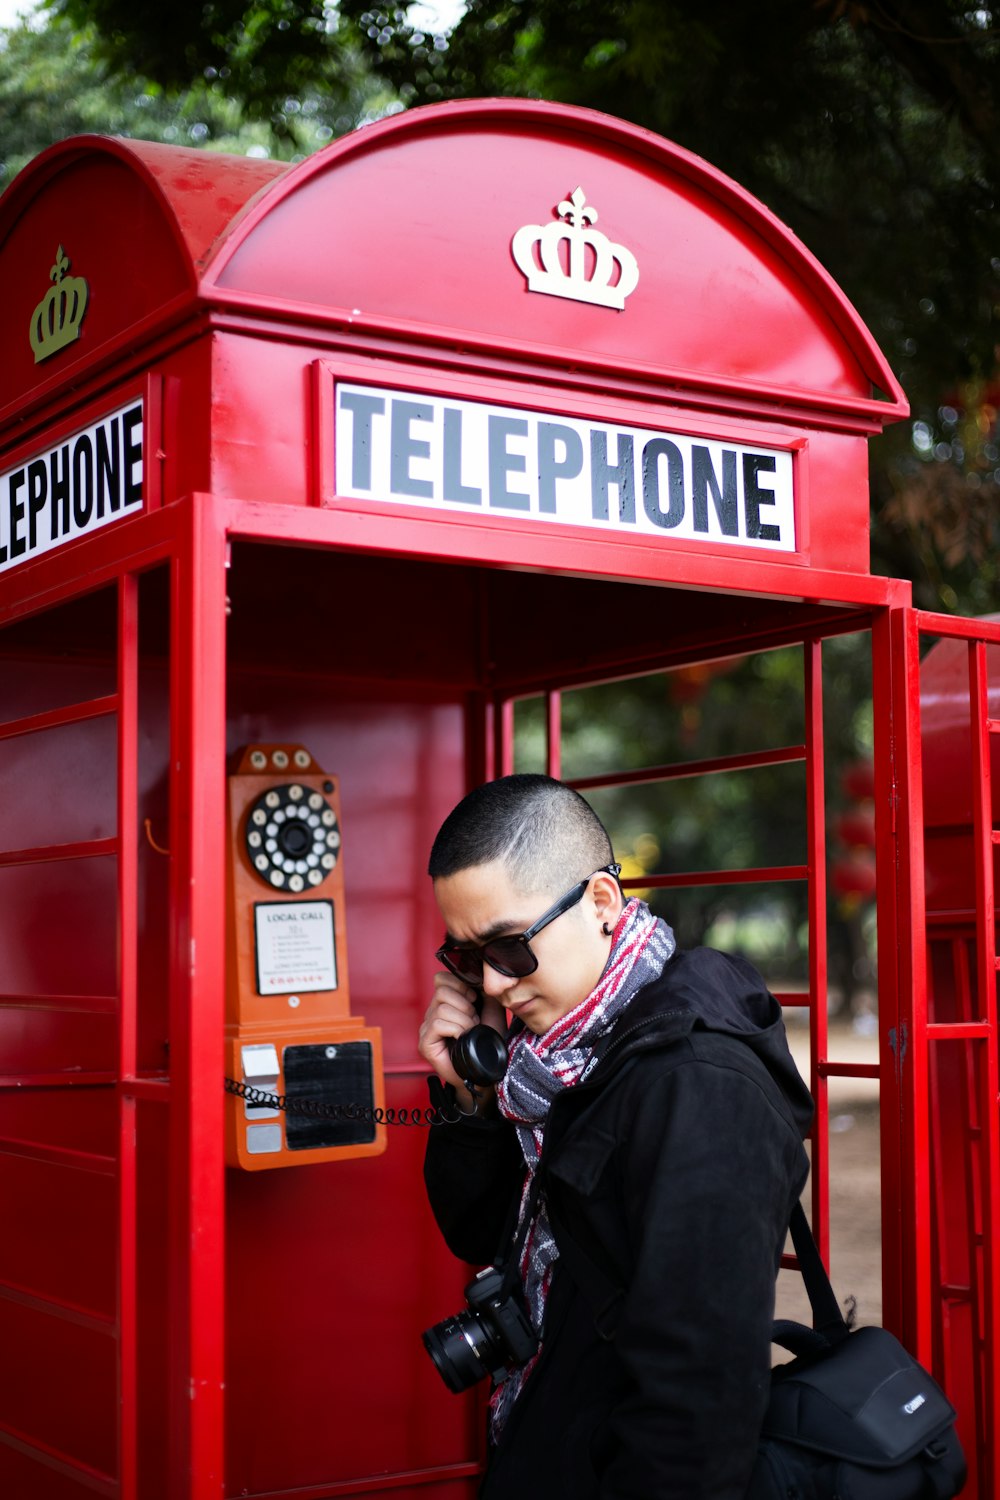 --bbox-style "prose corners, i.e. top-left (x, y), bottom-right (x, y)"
top-left (0, 499), bottom-right (227, 1499)
top-left (804, 639), bottom-right (831, 1264)
top-left (117, 573), bottom-right (139, 1498)
top-left (902, 609), bottom-right (1000, 1497)
top-left (219, 498), bottom-right (905, 613)
top-left (0, 481), bottom-right (948, 1500)
top-left (11, 485), bottom-right (986, 1497)
top-left (167, 501), bottom-right (228, 1499)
